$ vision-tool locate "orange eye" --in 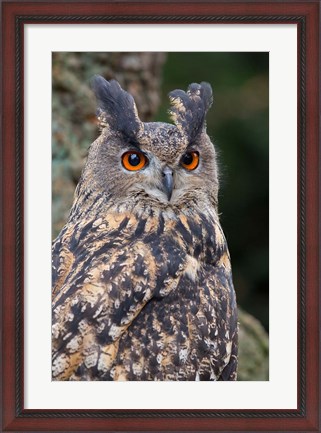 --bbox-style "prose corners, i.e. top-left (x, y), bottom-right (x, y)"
top-left (181, 151), bottom-right (199, 170)
top-left (122, 151), bottom-right (148, 171)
